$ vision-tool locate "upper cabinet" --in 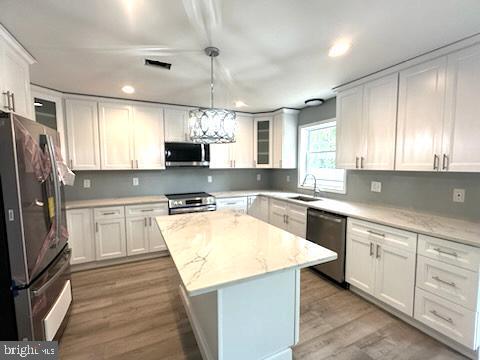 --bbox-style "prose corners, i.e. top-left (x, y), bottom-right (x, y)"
top-left (132, 105), bottom-right (165, 169)
top-left (272, 110), bottom-right (299, 169)
top-left (395, 57), bottom-right (447, 171)
top-left (164, 107), bottom-right (190, 142)
top-left (254, 116), bottom-right (273, 168)
top-left (0, 25), bottom-right (35, 119)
